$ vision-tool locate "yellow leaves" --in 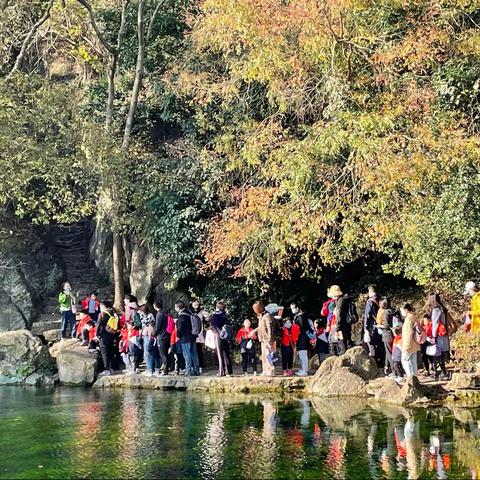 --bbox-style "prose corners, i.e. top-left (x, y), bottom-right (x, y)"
top-left (455, 30), bottom-right (480, 56)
